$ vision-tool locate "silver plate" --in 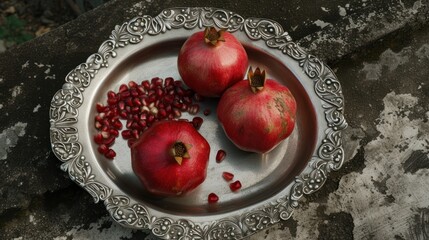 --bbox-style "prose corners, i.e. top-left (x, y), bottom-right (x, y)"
top-left (49, 7), bottom-right (347, 239)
